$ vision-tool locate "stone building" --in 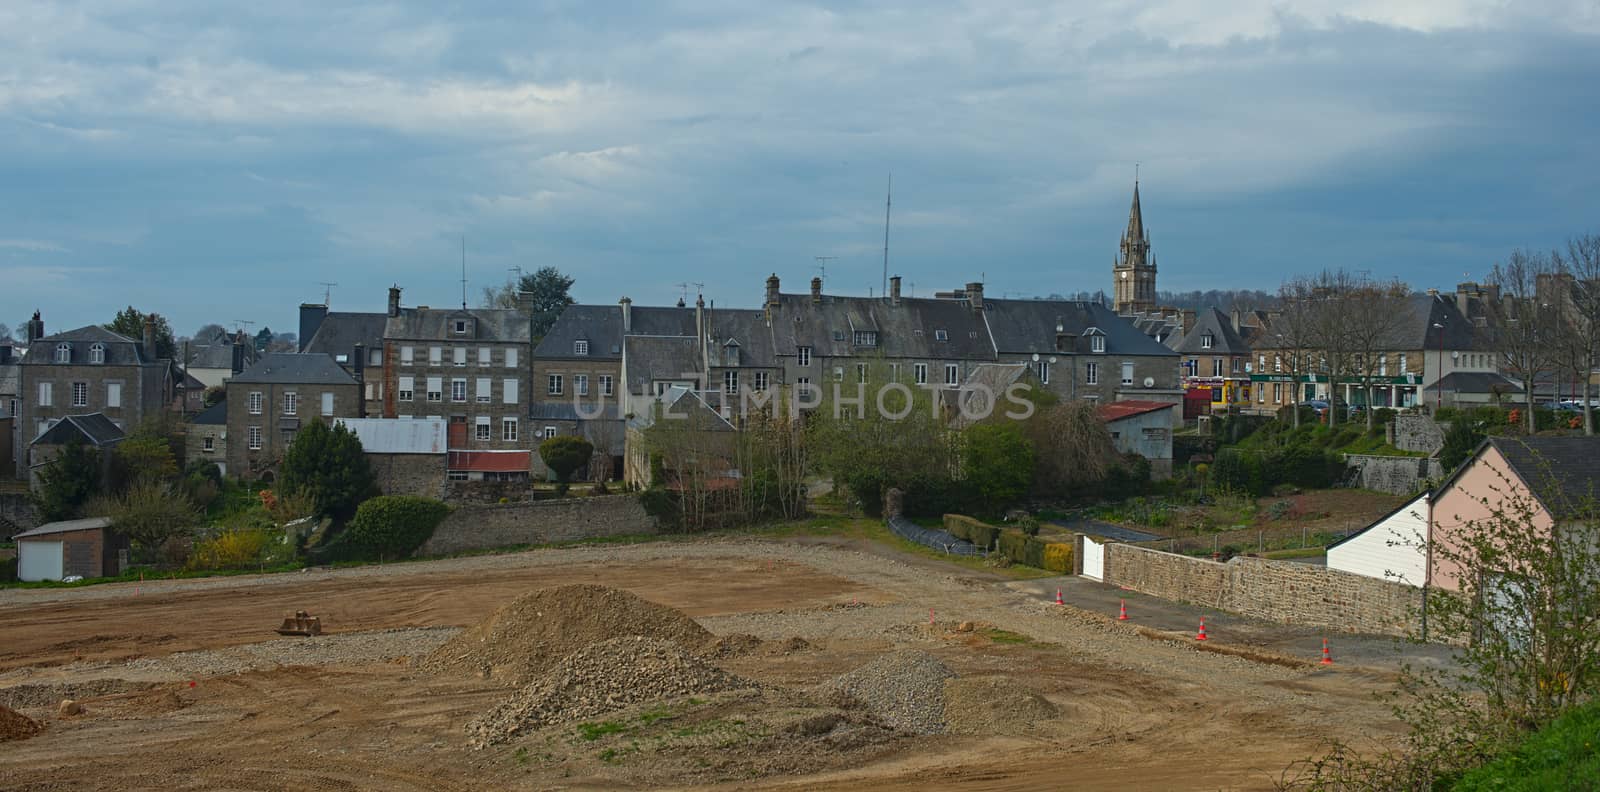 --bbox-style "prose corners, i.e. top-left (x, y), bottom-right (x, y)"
top-left (225, 353), bottom-right (361, 478)
top-left (299, 302), bottom-right (386, 417)
top-left (1112, 181), bottom-right (1157, 315)
top-left (1173, 307), bottom-right (1254, 410)
top-left (14, 312), bottom-right (176, 478)
top-left (380, 288), bottom-right (534, 478)
top-left (180, 329), bottom-right (255, 389)
top-left (185, 399), bottom-right (228, 475)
